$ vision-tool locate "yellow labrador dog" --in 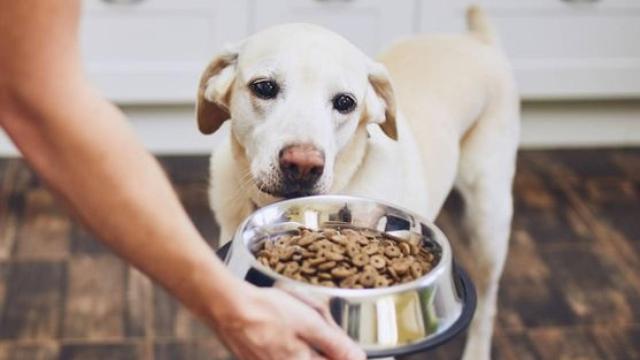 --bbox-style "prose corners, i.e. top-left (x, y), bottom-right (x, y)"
top-left (197, 6), bottom-right (519, 360)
